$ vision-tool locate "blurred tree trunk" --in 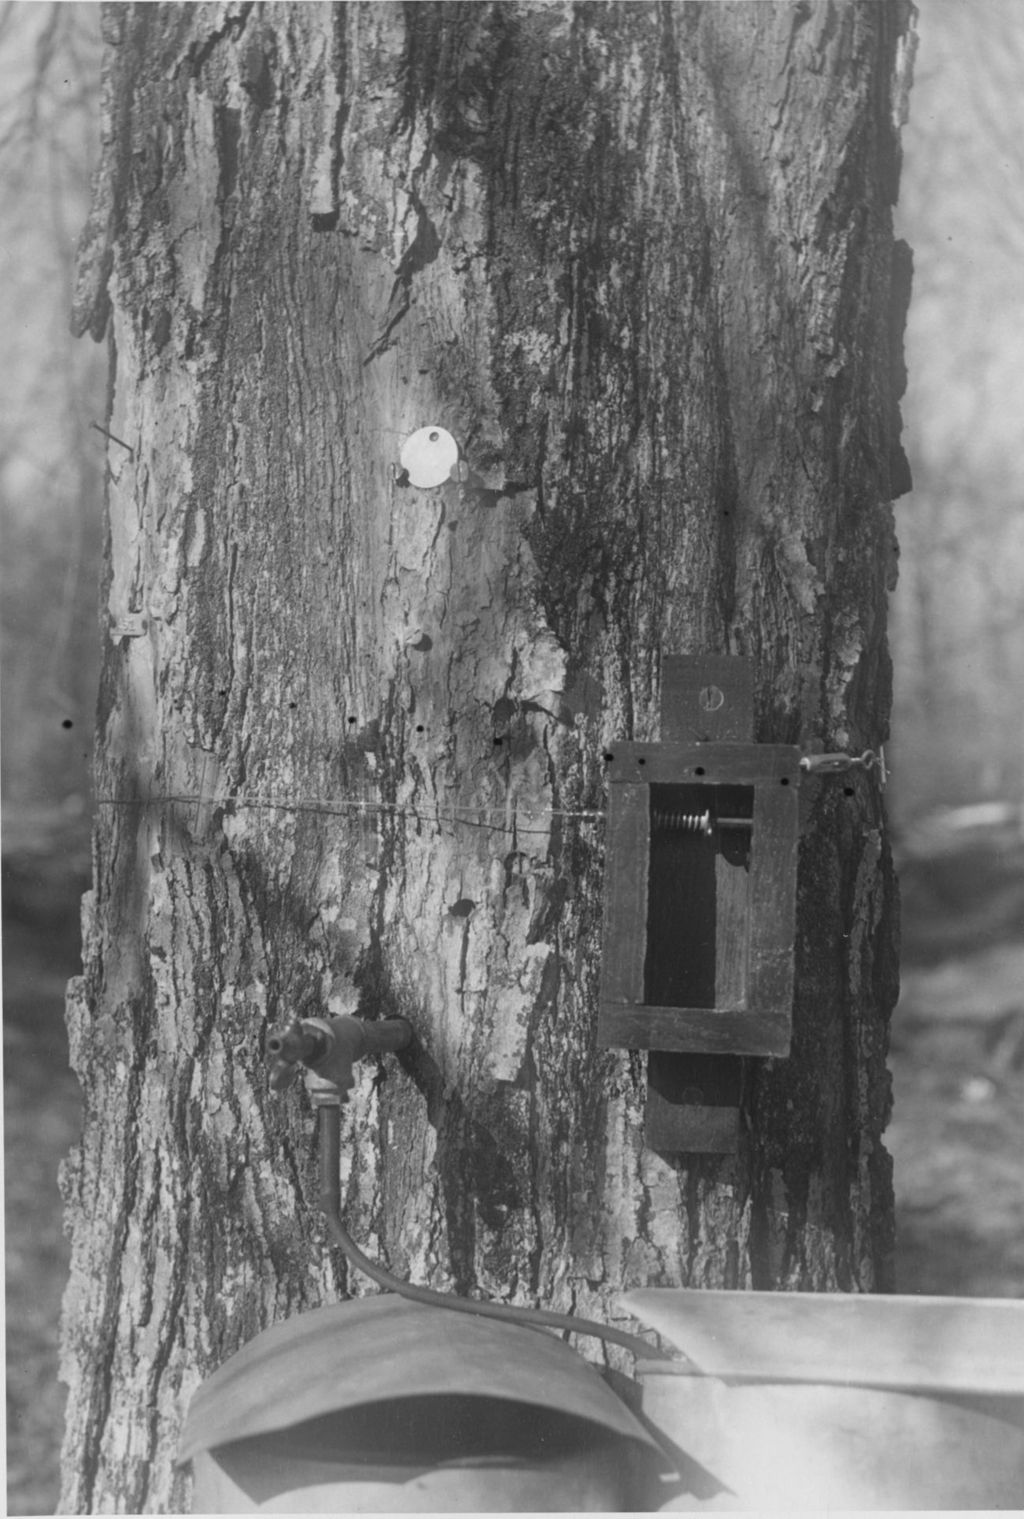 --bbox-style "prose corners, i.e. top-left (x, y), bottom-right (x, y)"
top-left (61, 1), bottom-right (913, 1510)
